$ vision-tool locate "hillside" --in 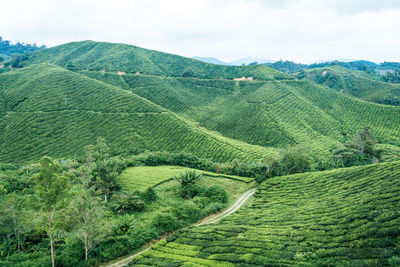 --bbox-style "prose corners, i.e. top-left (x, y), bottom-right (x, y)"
top-left (132, 161), bottom-right (400, 266)
top-left (22, 40), bottom-right (291, 80)
top-left (301, 65), bottom-right (400, 105)
top-left (81, 69), bottom-right (400, 156)
top-left (2, 40), bottom-right (400, 163)
top-left (0, 63), bottom-right (276, 163)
